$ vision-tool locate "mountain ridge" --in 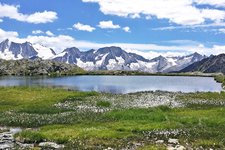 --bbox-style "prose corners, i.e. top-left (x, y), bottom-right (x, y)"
top-left (179, 54), bottom-right (225, 74)
top-left (0, 39), bottom-right (206, 73)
